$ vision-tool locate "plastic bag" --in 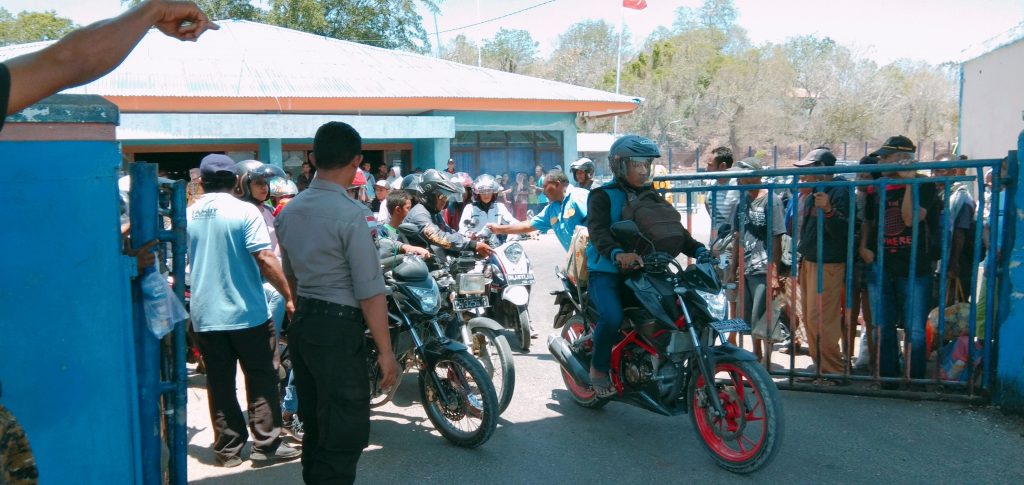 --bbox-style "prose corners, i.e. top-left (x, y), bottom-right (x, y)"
top-left (141, 270), bottom-right (187, 339)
